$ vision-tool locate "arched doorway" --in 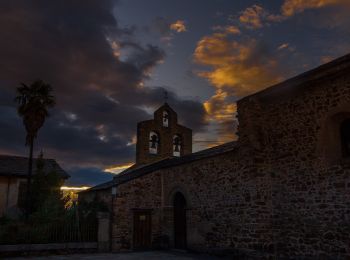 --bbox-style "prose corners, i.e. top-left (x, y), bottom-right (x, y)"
top-left (340, 119), bottom-right (350, 157)
top-left (173, 192), bottom-right (187, 249)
